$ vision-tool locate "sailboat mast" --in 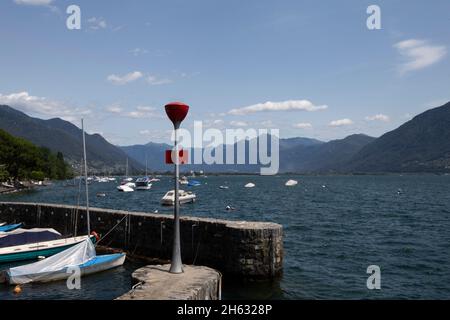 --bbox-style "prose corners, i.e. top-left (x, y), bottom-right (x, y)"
top-left (126, 157), bottom-right (129, 177)
top-left (145, 153), bottom-right (148, 176)
top-left (81, 119), bottom-right (91, 235)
